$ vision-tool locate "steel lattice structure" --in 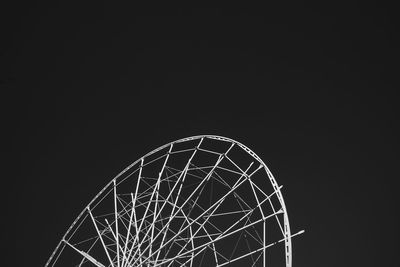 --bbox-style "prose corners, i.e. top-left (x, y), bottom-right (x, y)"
top-left (45, 135), bottom-right (303, 267)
